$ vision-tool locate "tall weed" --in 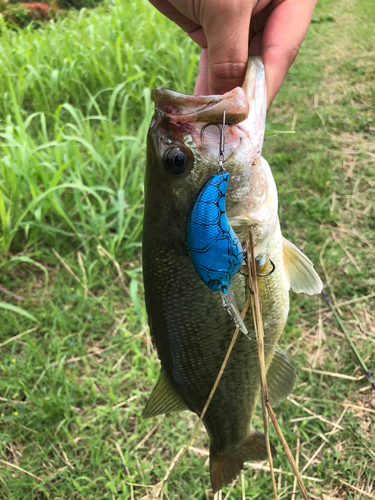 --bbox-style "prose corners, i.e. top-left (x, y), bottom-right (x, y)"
top-left (0, 0), bottom-right (200, 259)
